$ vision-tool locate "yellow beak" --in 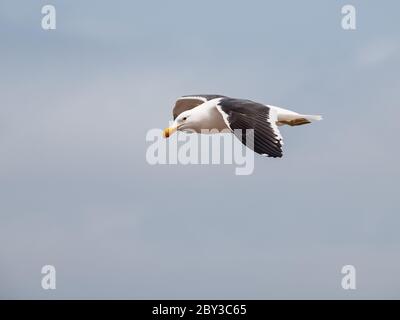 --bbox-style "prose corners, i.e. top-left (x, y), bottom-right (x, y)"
top-left (163, 126), bottom-right (178, 138)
